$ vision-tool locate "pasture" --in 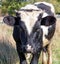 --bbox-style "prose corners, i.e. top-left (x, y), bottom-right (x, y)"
top-left (0, 17), bottom-right (60, 64)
